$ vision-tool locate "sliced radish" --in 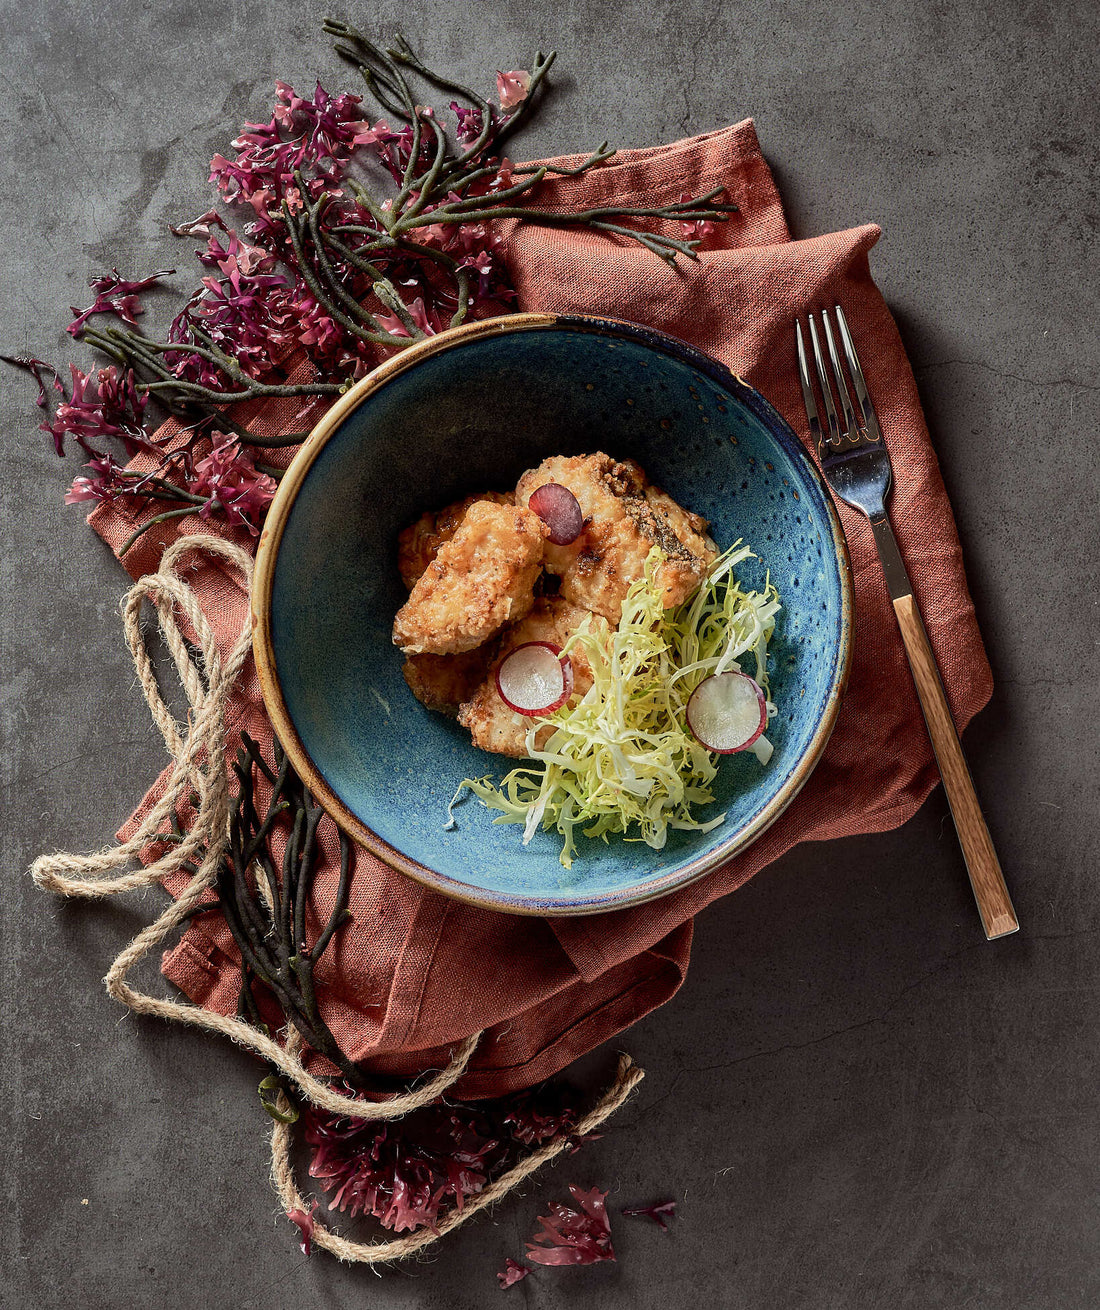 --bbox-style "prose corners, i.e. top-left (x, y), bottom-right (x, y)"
top-left (528, 482), bottom-right (584, 545)
top-left (496, 642), bottom-right (574, 716)
top-left (686, 671), bottom-right (768, 754)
